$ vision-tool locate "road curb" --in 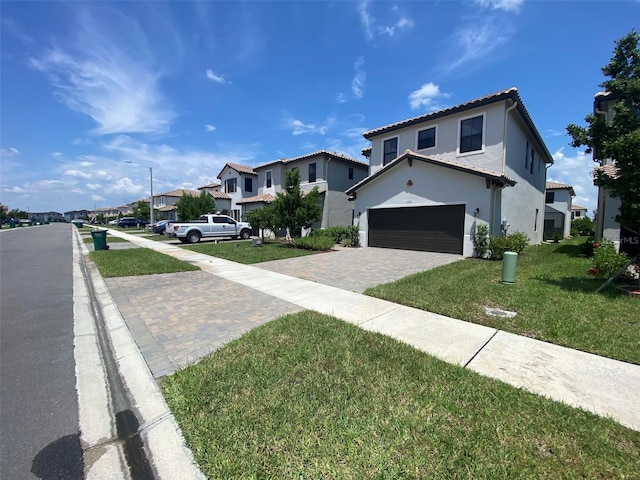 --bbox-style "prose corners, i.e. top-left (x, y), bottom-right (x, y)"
top-left (72, 228), bottom-right (205, 479)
